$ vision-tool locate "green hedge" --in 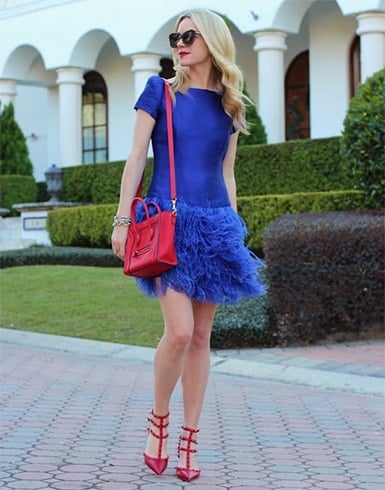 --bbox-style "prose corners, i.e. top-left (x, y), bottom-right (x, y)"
top-left (42, 137), bottom-right (354, 204)
top-left (212, 295), bottom-right (271, 348)
top-left (238, 189), bottom-right (366, 250)
top-left (58, 160), bottom-right (153, 204)
top-left (0, 246), bottom-right (121, 269)
top-left (235, 137), bottom-right (354, 196)
top-left (47, 190), bottom-right (366, 250)
top-left (263, 210), bottom-right (384, 344)
top-left (47, 204), bottom-right (116, 247)
top-left (341, 68), bottom-right (385, 209)
top-left (0, 174), bottom-right (37, 216)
